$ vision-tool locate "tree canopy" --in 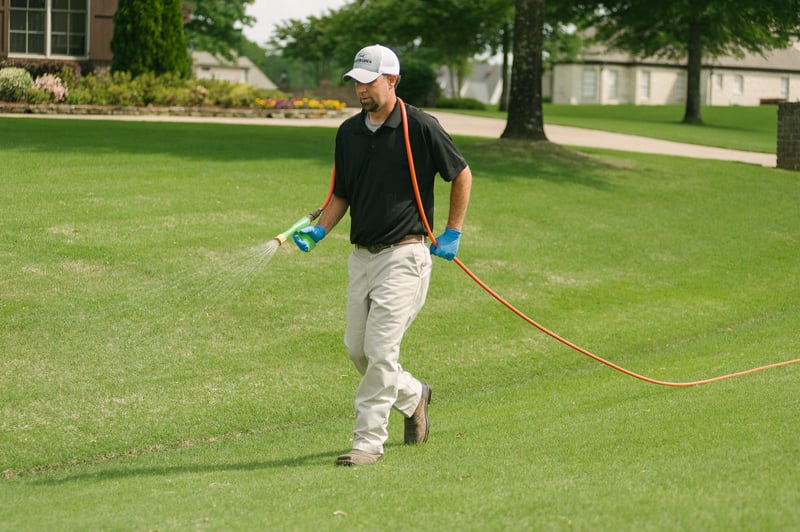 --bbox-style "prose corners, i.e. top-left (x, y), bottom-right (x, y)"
top-left (183, 0), bottom-right (255, 60)
top-left (269, 0), bottom-right (513, 87)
